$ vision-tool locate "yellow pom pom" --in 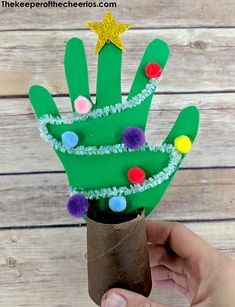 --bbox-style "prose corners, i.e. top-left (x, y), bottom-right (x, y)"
top-left (174, 135), bottom-right (192, 154)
